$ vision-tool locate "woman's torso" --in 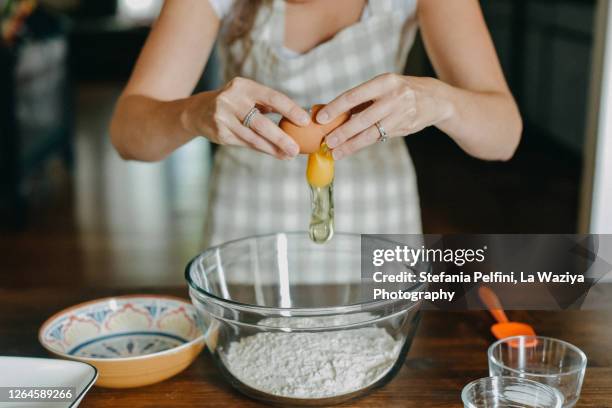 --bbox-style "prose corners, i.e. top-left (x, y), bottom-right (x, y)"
top-left (204, 0), bottom-right (423, 246)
